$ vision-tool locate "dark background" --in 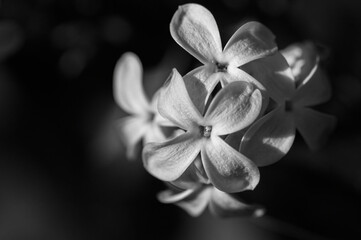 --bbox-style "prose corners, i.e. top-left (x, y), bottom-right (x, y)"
top-left (1, 0), bottom-right (361, 239)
